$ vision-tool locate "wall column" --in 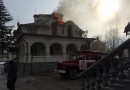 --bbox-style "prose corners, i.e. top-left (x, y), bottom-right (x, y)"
top-left (27, 45), bottom-right (31, 63)
top-left (45, 45), bottom-right (50, 62)
top-left (62, 46), bottom-right (66, 59)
